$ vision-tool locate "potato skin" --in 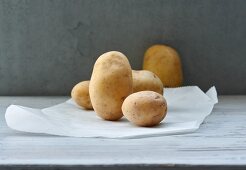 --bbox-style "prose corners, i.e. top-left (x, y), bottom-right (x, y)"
top-left (71, 81), bottom-right (93, 110)
top-left (132, 70), bottom-right (163, 95)
top-left (122, 91), bottom-right (167, 127)
top-left (89, 51), bottom-right (133, 121)
top-left (143, 44), bottom-right (183, 87)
